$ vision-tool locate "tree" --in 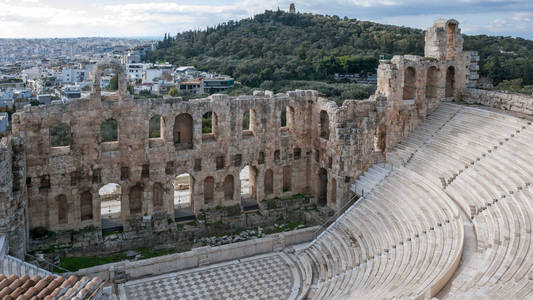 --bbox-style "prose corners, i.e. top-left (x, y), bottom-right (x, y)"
top-left (168, 87), bottom-right (179, 97)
